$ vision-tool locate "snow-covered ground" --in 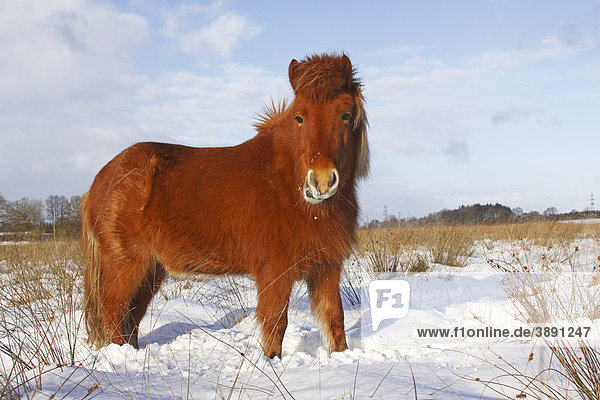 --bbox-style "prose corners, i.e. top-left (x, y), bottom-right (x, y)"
top-left (560, 218), bottom-right (600, 224)
top-left (2, 238), bottom-right (600, 399)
